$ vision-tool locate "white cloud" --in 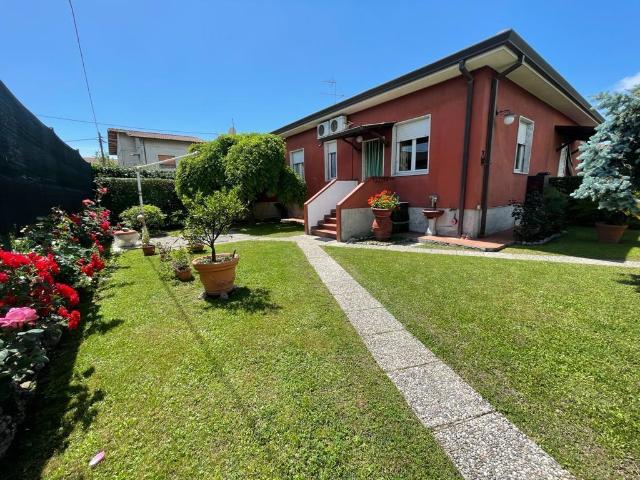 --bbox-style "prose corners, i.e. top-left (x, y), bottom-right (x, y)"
top-left (614, 71), bottom-right (640, 92)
